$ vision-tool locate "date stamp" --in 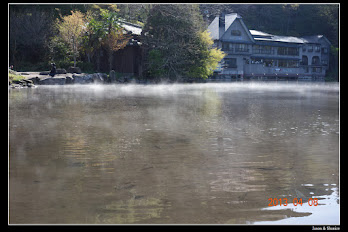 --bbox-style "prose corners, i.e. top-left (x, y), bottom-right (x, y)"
top-left (268, 198), bottom-right (319, 206)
